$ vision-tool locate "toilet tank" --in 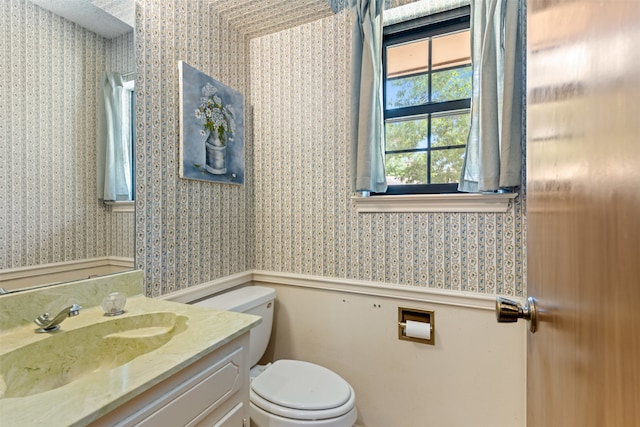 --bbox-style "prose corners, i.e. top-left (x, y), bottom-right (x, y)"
top-left (194, 286), bottom-right (275, 367)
